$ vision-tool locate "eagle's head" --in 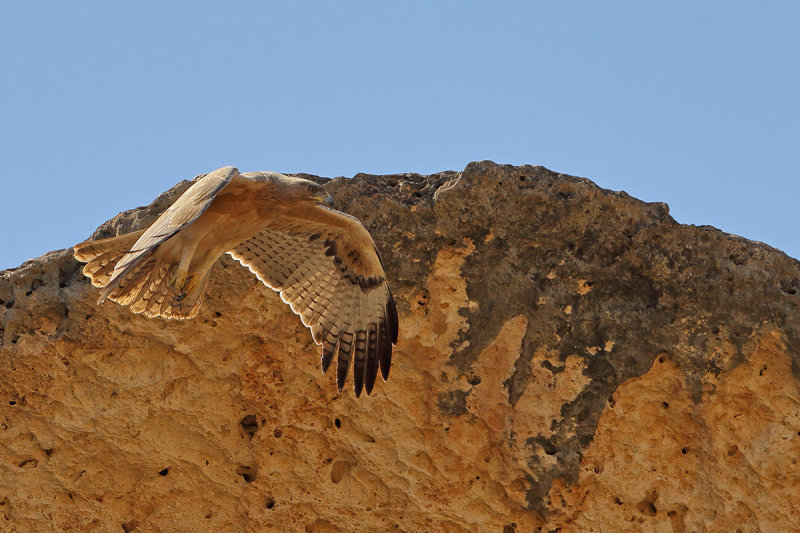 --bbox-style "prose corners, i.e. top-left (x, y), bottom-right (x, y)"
top-left (243, 171), bottom-right (334, 208)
